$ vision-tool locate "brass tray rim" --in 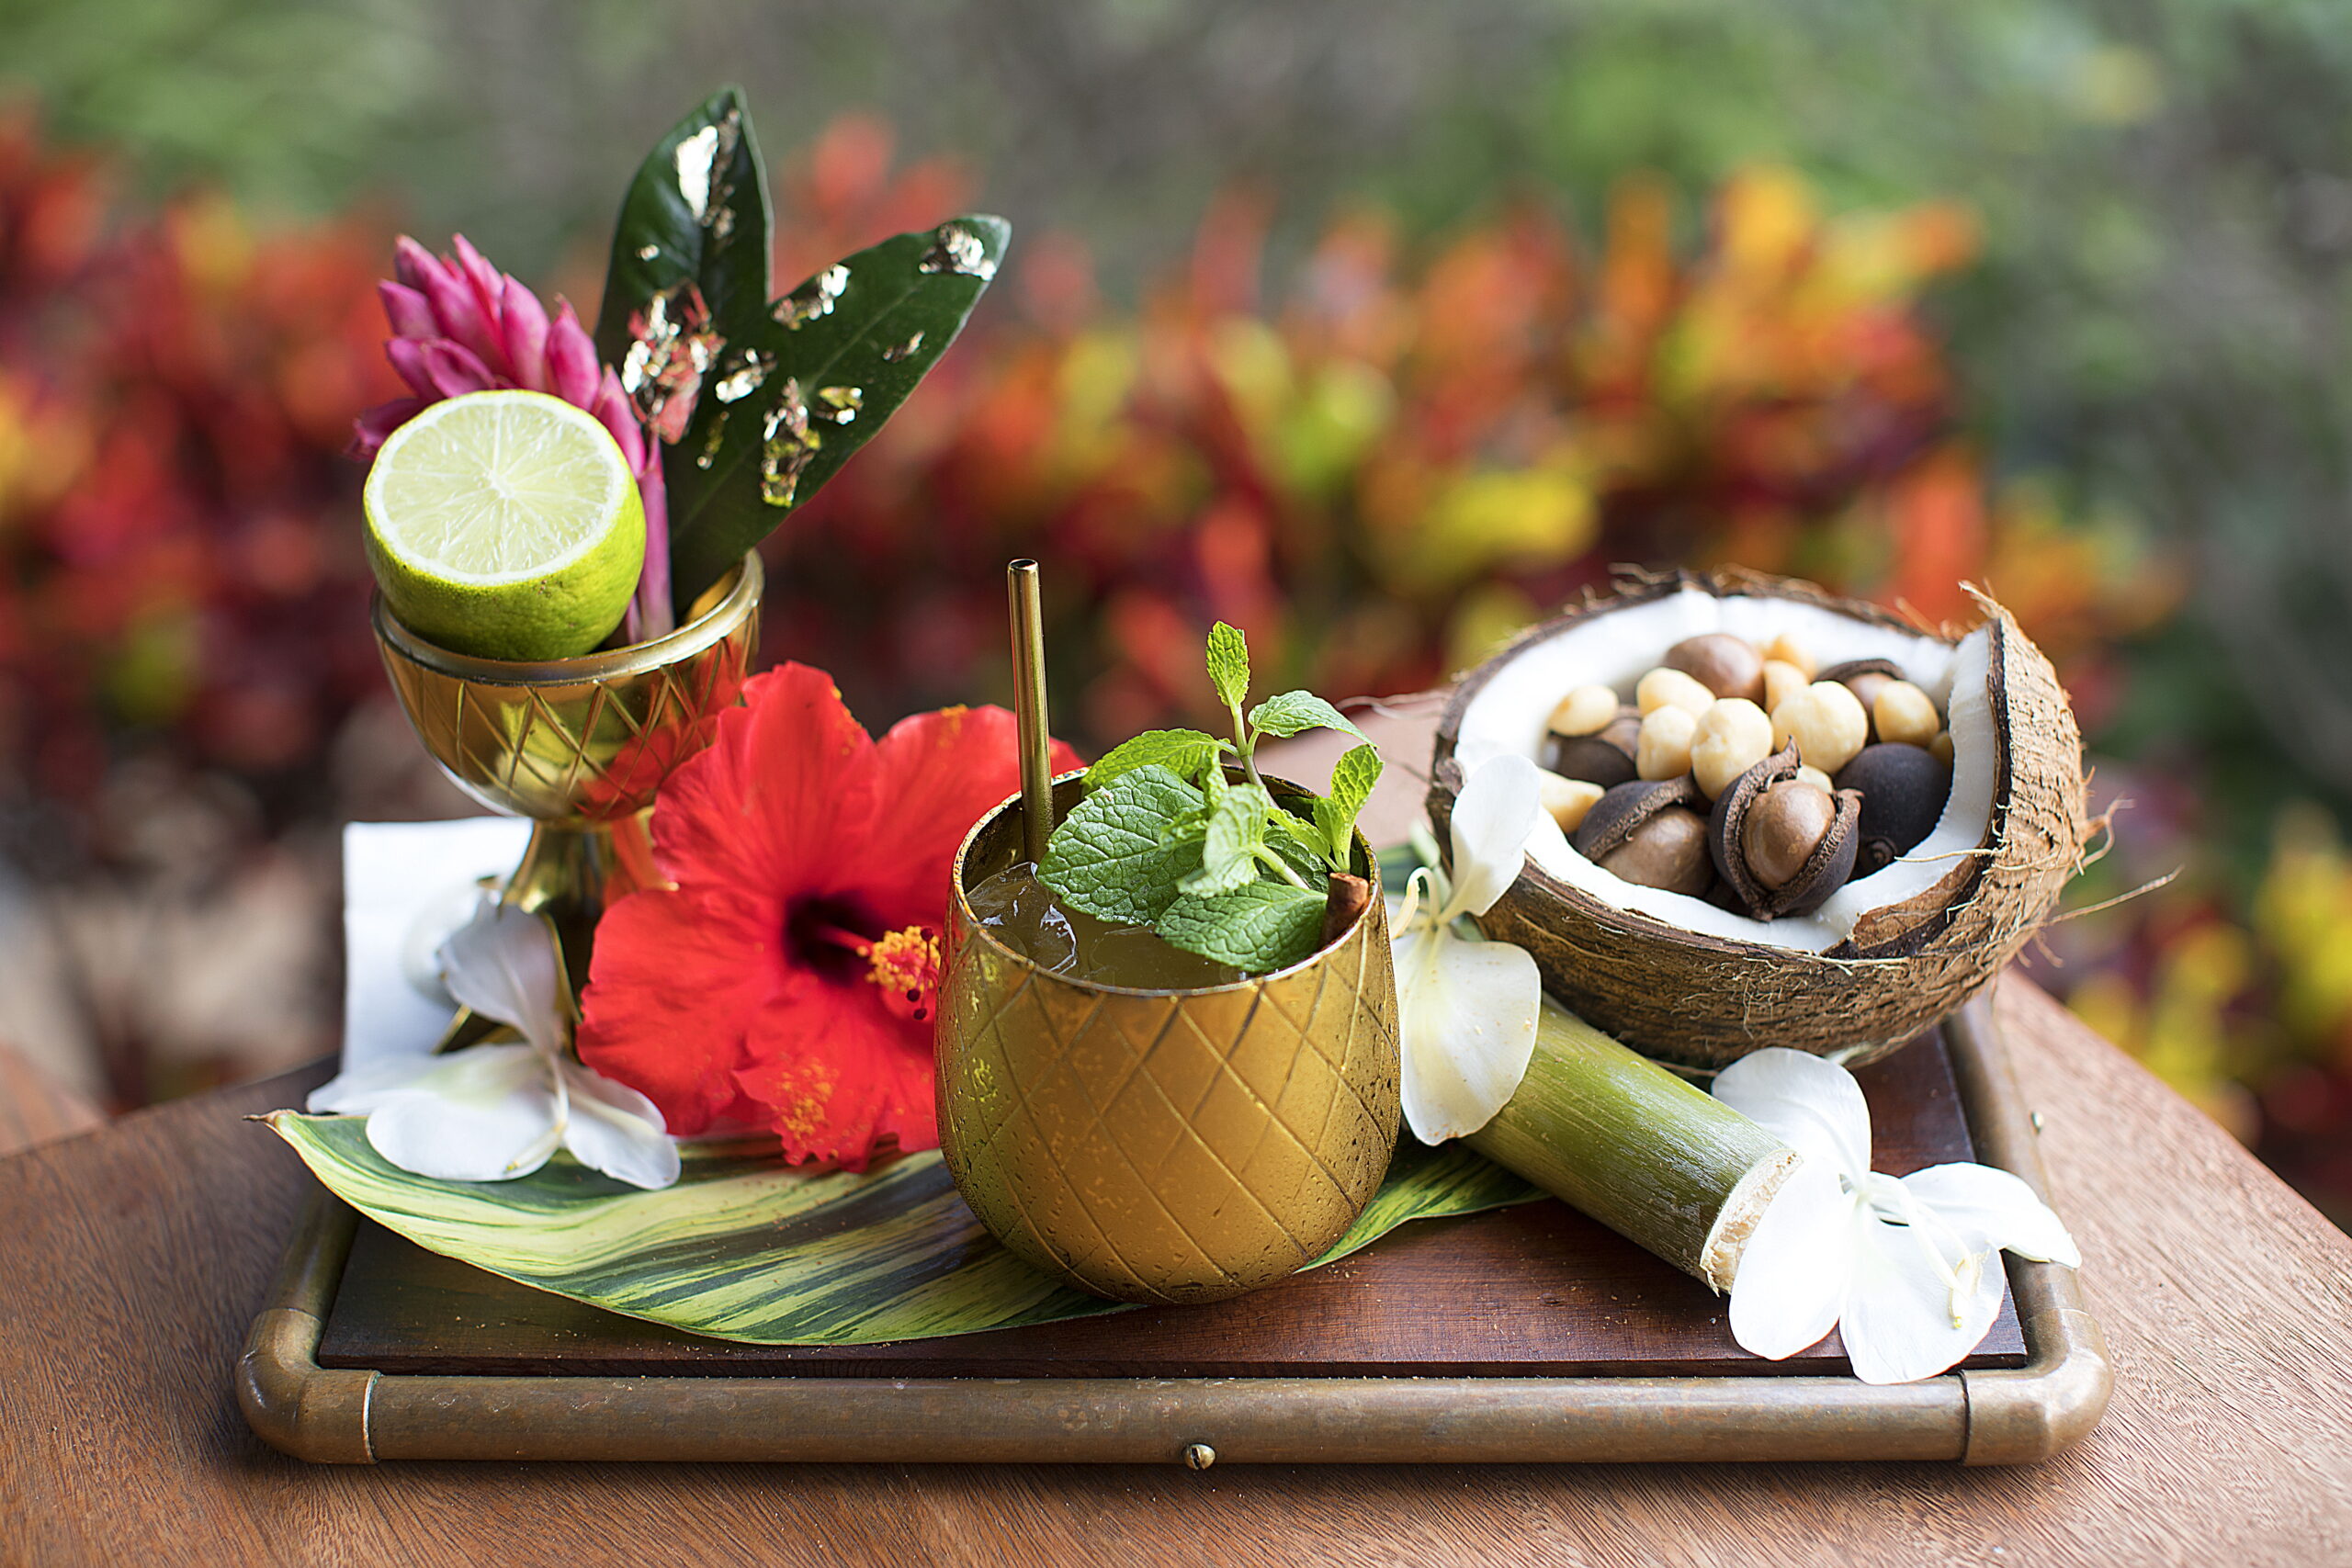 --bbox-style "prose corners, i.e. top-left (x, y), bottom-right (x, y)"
top-left (236, 989), bottom-right (2111, 1467)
